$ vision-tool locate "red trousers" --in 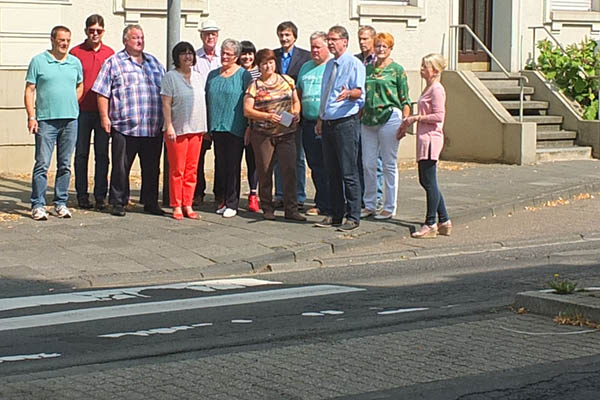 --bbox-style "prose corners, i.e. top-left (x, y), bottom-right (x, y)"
top-left (165, 134), bottom-right (203, 207)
